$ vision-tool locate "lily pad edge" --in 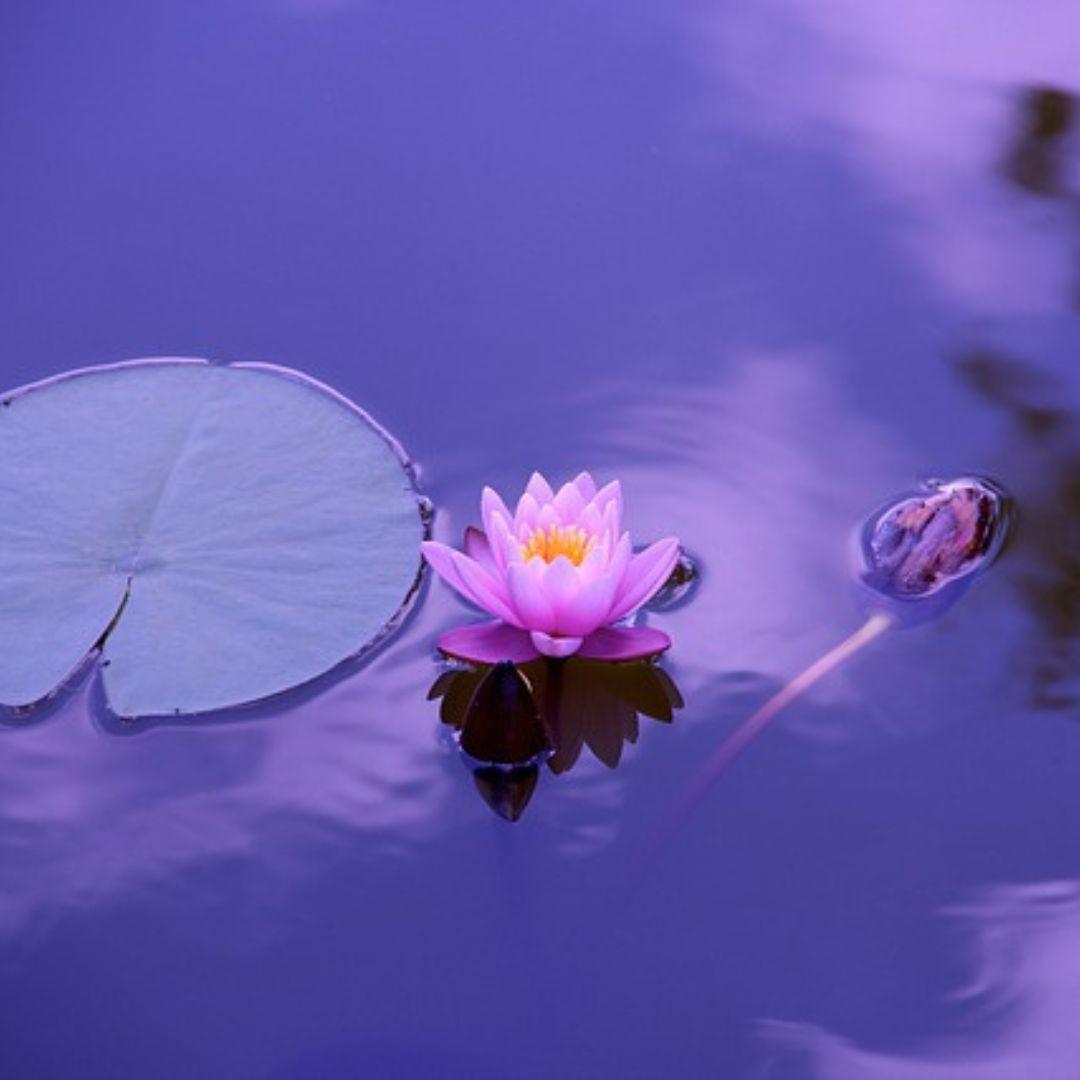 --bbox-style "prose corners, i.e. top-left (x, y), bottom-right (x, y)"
top-left (0, 356), bottom-right (432, 723)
